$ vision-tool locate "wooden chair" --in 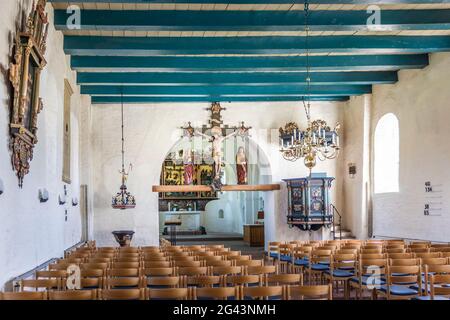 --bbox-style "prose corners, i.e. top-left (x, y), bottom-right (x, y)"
top-left (107, 268), bottom-right (140, 277)
top-left (59, 257), bottom-right (83, 264)
top-left (388, 253), bottom-right (415, 260)
top-left (176, 266), bottom-right (208, 277)
top-left (146, 276), bottom-right (181, 288)
top-left (81, 262), bottom-right (109, 270)
top-left (142, 267), bottom-right (175, 277)
top-left (277, 244), bottom-right (293, 273)
top-left (186, 275), bottom-right (221, 288)
top-left (240, 285), bottom-right (283, 300)
top-left (349, 258), bottom-right (388, 300)
top-left (147, 288), bottom-right (191, 300)
top-left (81, 277), bottom-right (103, 289)
top-left (228, 255), bottom-right (251, 262)
top-left (111, 262), bottom-right (140, 269)
top-left (81, 269), bottom-right (104, 278)
top-left (104, 276), bottom-right (143, 289)
top-left (35, 270), bottom-right (68, 279)
top-left (48, 290), bottom-right (97, 300)
top-left (429, 274), bottom-right (450, 300)
top-left (265, 274), bottom-right (302, 286)
top-left (49, 263), bottom-right (74, 270)
top-left (172, 260), bottom-right (202, 268)
top-left (205, 260), bottom-right (232, 267)
top-left (416, 252), bottom-right (442, 259)
top-left (114, 257), bottom-right (141, 263)
top-left (210, 266), bottom-right (242, 276)
top-left (225, 275), bottom-right (261, 287)
top-left (323, 253), bottom-right (357, 299)
top-left (192, 286), bottom-right (237, 300)
top-left (0, 291), bottom-right (47, 300)
top-left (99, 288), bottom-right (145, 300)
top-left (142, 261), bottom-right (171, 268)
top-left (291, 246), bottom-right (312, 274)
top-left (422, 264), bottom-right (450, 295)
top-left (87, 258), bottom-right (111, 264)
top-left (19, 279), bottom-right (60, 291)
top-left (375, 265), bottom-right (422, 300)
top-left (234, 259), bottom-right (264, 267)
top-left (308, 249), bottom-right (332, 285)
top-left (245, 265), bottom-right (277, 276)
top-left (286, 284), bottom-right (332, 300)
top-left (118, 247), bottom-right (140, 253)
top-left (266, 242), bottom-right (281, 265)
top-left (359, 253), bottom-right (386, 260)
